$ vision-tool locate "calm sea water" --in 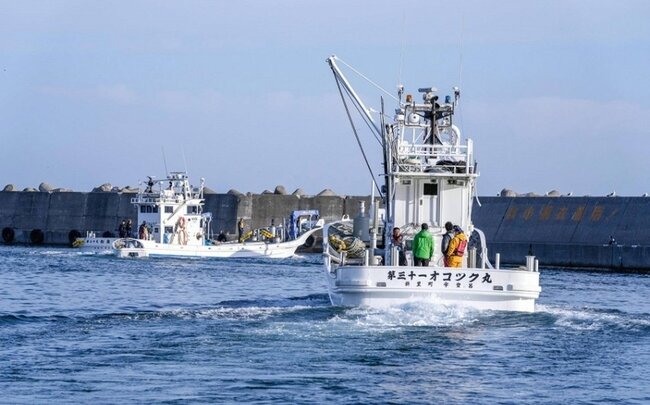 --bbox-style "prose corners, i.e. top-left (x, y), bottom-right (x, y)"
top-left (0, 245), bottom-right (648, 404)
